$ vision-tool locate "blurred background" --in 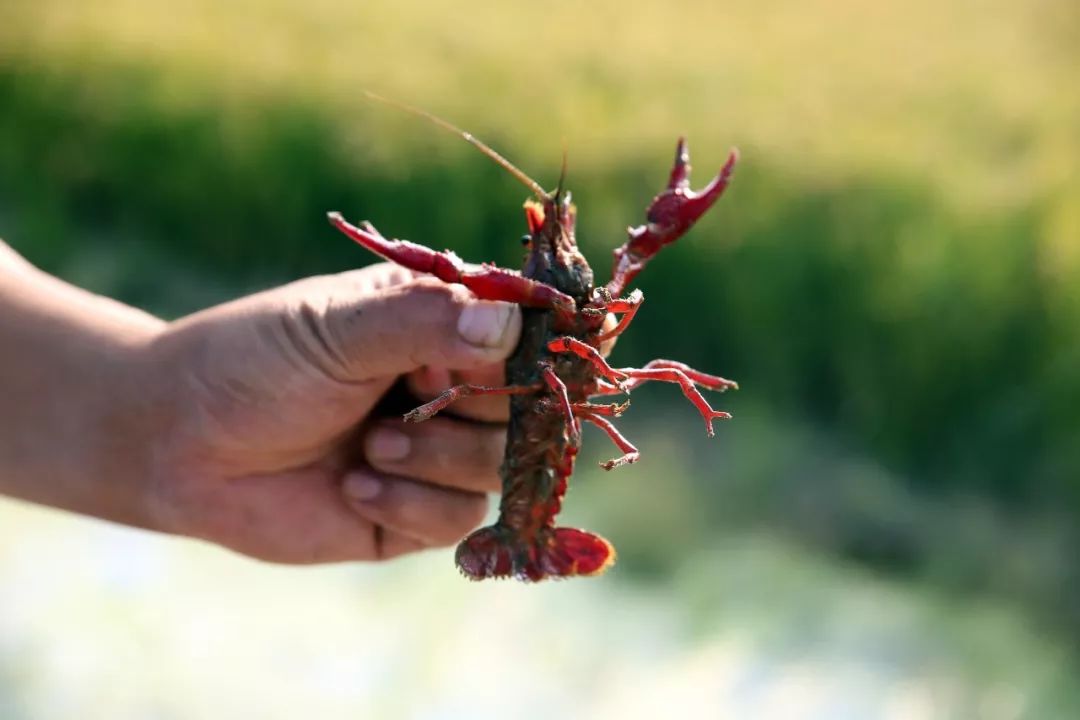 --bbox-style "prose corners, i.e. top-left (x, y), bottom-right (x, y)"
top-left (1, 0), bottom-right (1079, 717)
